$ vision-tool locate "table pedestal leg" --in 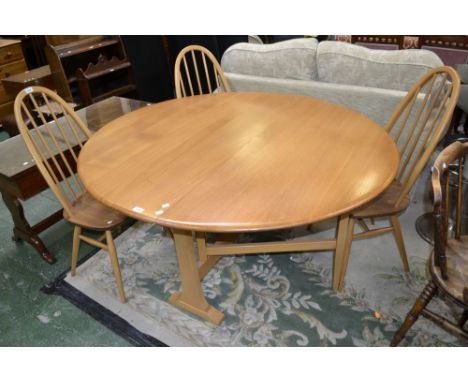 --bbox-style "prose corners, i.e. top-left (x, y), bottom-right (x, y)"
top-left (169, 228), bottom-right (224, 325)
top-left (1, 190), bottom-right (57, 264)
top-left (332, 214), bottom-right (355, 291)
